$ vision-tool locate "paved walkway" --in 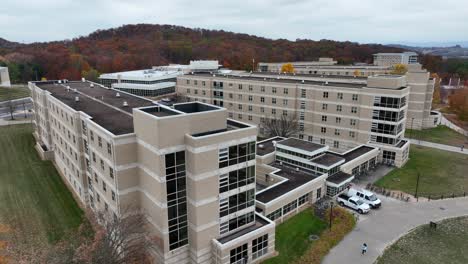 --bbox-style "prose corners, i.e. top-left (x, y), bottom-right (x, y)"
top-left (410, 139), bottom-right (468, 155)
top-left (323, 195), bottom-right (468, 264)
